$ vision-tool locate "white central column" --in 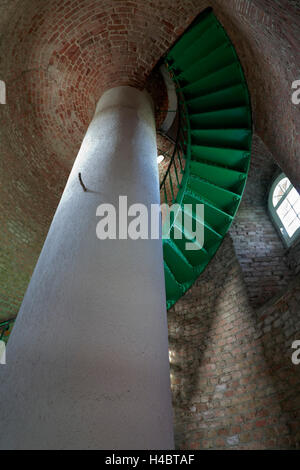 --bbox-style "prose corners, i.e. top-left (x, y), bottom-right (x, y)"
top-left (0, 86), bottom-right (174, 450)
